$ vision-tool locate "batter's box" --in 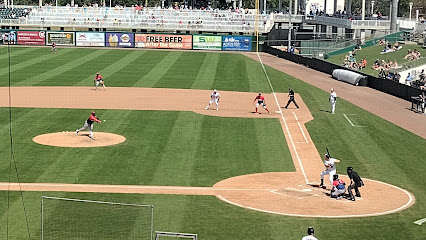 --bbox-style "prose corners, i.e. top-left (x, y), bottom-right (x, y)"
top-left (271, 188), bottom-right (318, 199)
top-left (343, 114), bottom-right (367, 127)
